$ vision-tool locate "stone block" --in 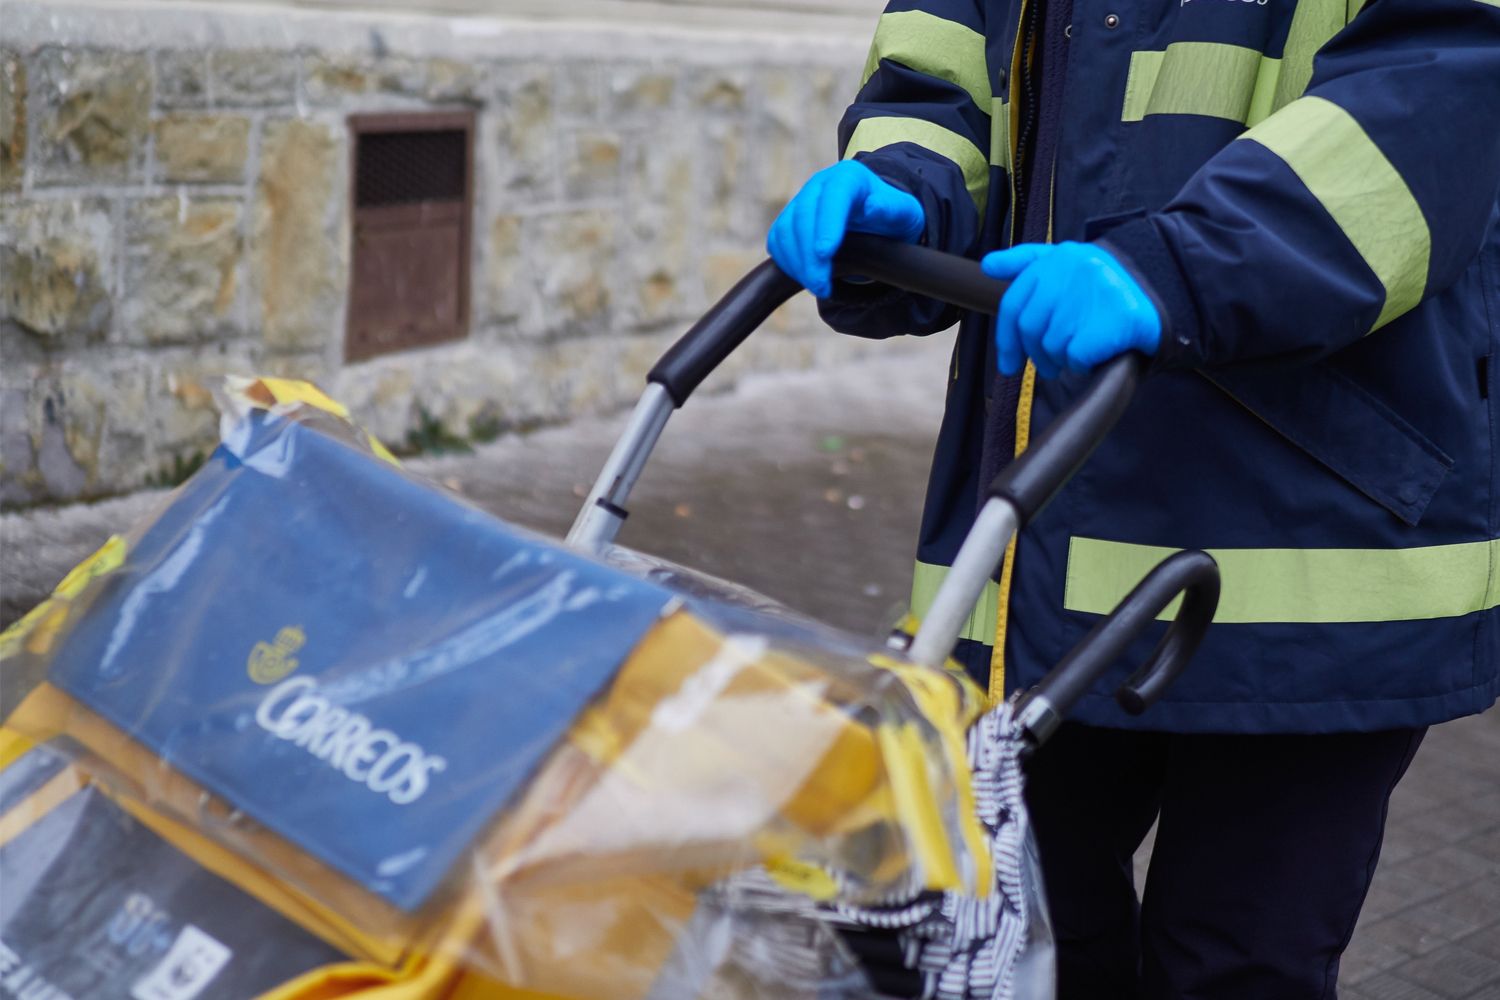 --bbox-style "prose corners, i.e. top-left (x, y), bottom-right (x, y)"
top-left (692, 68), bottom-right (751, 112)
top-left (10, 365), bottom-right (152, 503)
top-left (809, 66), bottom-right (851, 149)
top-left (302, 53), bottom-right (430, 104)
top-left (213, 50), bottom-right (297, 107)
top-left (303, 54), bottom-right (375, 104)
top-left (122, 198), bottom-right (243, 345)
top-left (426, 58), bottom-right (483, 102)
top-left (703, 119), bottom-right (750, 239)
top-left (622, 136), bottom-right (697, 325)
top-left (1, 52), bottom-right (25, 192)
top-left (0, 200), bottom-right (113, 341)
top-left (154, 50), bottom-right (210, 108)
top-left (31, 48), bottom-right (151, 186)
top-left (152, 113), bottom-right (250, 183)
top-left (607, 66), bottom-right (675, 118)
top-left (759, 68), bottom-right (826, 226)
top-left (530, 209), bottom-right (617, 337)
top-left (554, 63), bottom-right (601, 121)
top-left (481, 213), bottom-right (531, 327)
top-left (563, 129), bottom-right (621, 201)
top-left (0, 385), bottom-right (38, 507)
top-left (488, 64), bottom-right (555, 200)
top-left (253, 119), bottom-right (344, 354)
